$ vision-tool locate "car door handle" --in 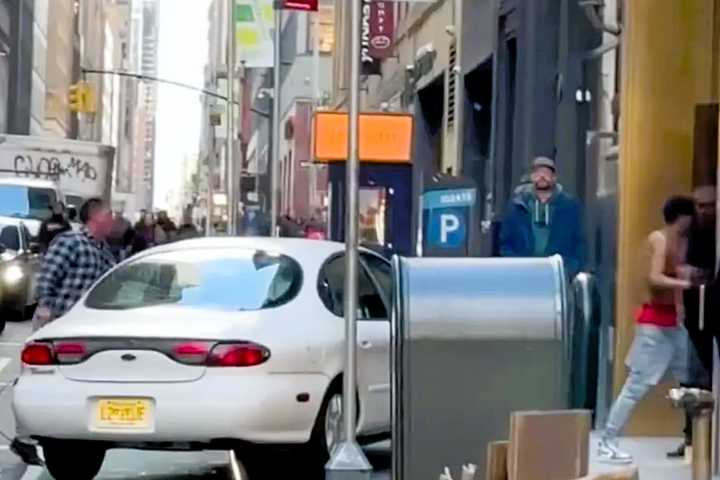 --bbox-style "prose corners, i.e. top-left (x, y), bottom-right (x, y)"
top-left (359, 341), bottom-right (373, 349)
